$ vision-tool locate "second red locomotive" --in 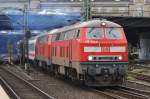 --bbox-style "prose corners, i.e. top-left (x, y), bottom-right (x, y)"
top-left (28, 20), bottom-right (128, 86)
